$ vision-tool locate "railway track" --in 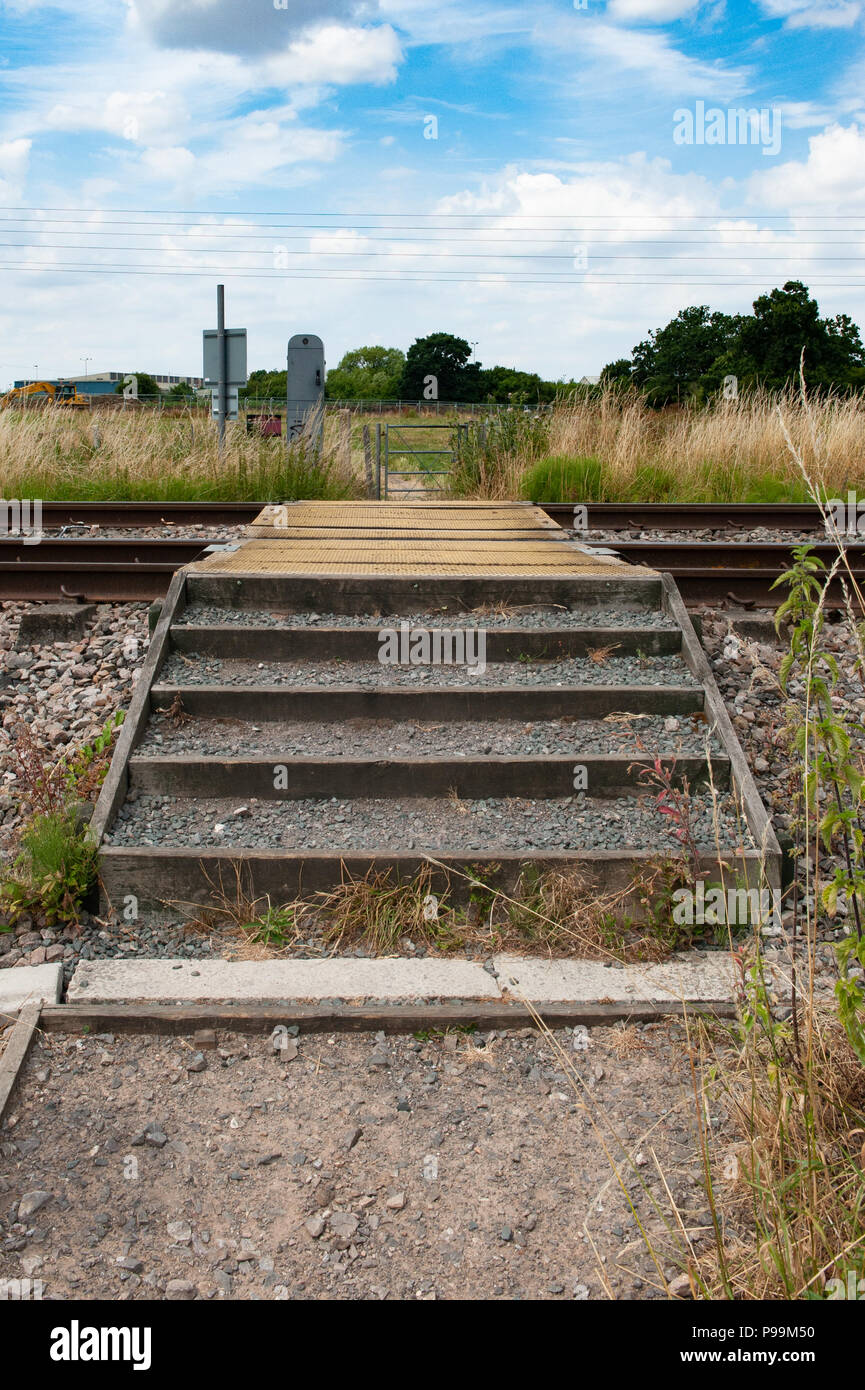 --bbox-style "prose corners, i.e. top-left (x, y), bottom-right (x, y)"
top-left (26, 500), bottom-right (832, 529)
top-left (1, 534), bottom-right (862, 602)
